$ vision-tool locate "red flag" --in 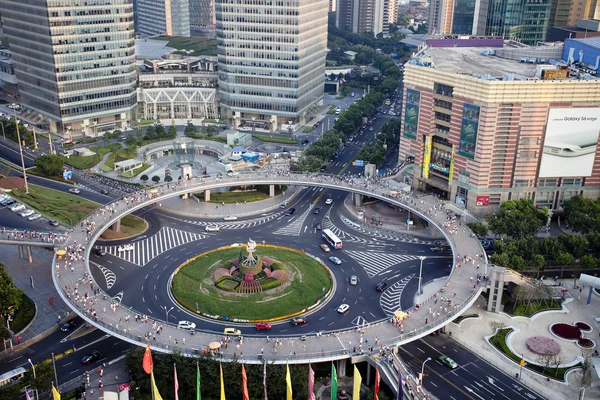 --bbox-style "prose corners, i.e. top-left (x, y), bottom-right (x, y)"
top-left (174, 364), bottom-right (179, 400)
top-left (308, 363), bottom-right (316, 400)
top-left (242, 364), bottom-right (249, 400)
top-left (142, 343), bottom-right (153, 375)
top-left (25, 390), bottom-right (32, 400)
top-left (374, 368), bottom-right (381, 400)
